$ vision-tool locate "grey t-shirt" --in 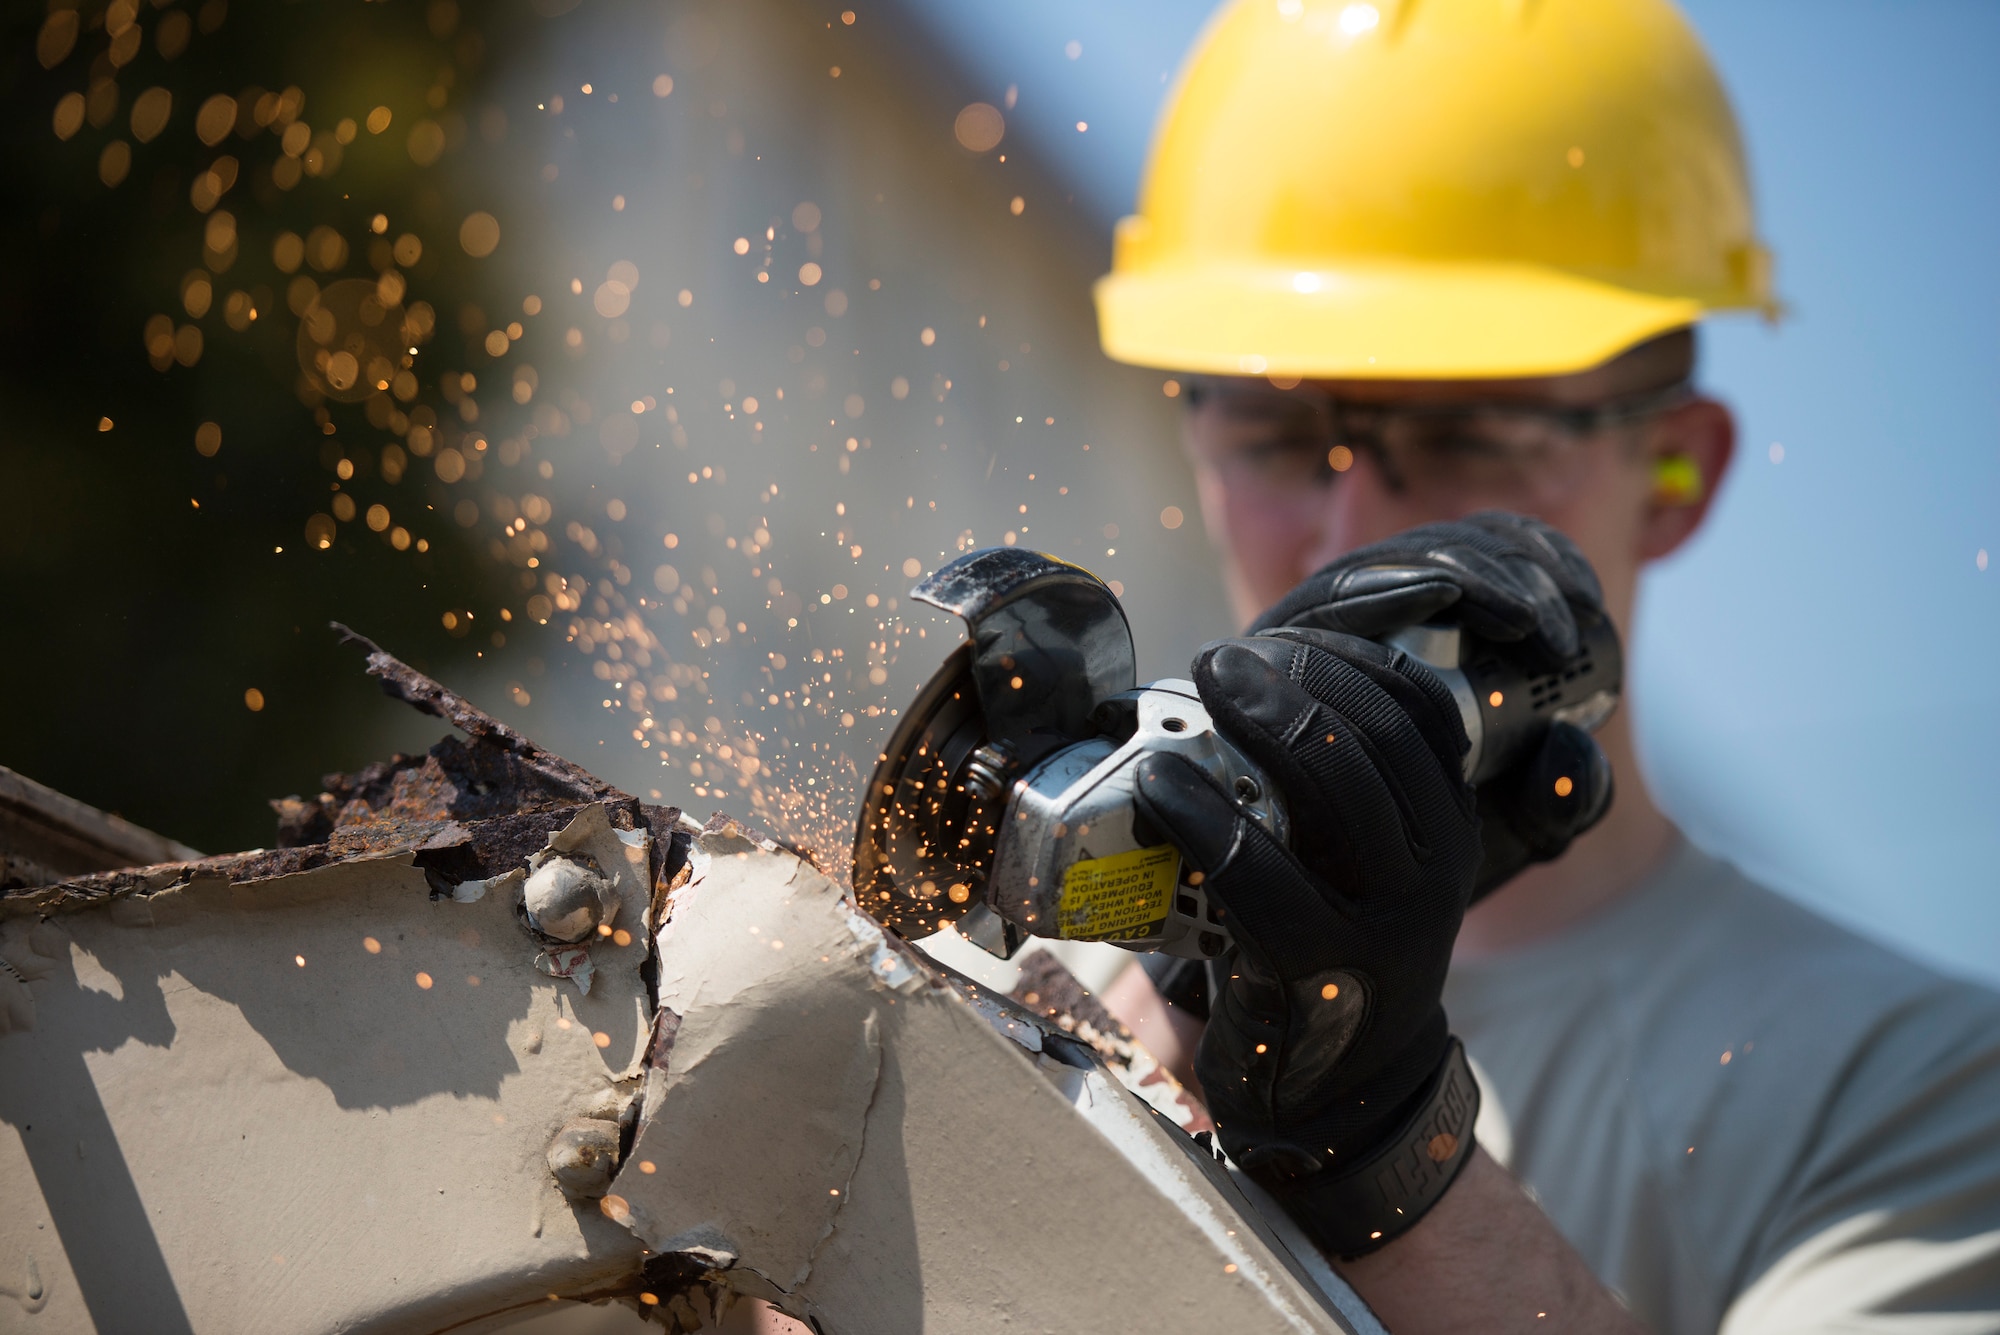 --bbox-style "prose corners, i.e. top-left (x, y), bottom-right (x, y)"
top-left (1446, 839), bottom-right (2000, 1333)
